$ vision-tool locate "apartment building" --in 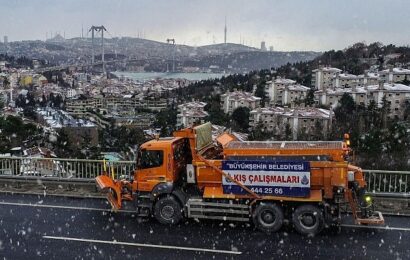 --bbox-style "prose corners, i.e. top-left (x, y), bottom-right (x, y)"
top-left (177, 101), bottom-right (208, 127)
top-left (379, 67), bottom-right (410, 83)
top-left (312, 66), bottom-right (342, 90)
top-left (358, 72), bottom-right (380, 86)
top-left (315, 81), bottom-right (410, 119)
top-left (249, 107), bottom-right (333, 140)
top-left (221, 90), bottom-right (261, 114)
top-left (332, 73), bottom-right (359, 89)
top-left (266, 78), bottom-right (310, 105)
top-left (65, 95), bottom-right (168, 116)
top-left (36, 108), bottom-right (98, 148)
